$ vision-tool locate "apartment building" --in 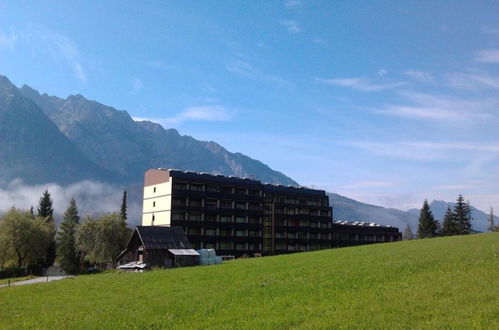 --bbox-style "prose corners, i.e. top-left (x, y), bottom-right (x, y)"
top-left (142, 168), bottom-right (400, 257)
